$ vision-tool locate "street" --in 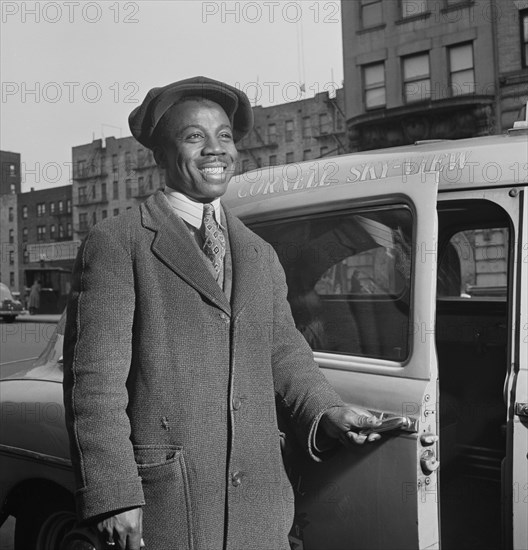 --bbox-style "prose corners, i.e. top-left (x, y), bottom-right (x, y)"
top-left (0, 316), bottom-right (59, 550)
